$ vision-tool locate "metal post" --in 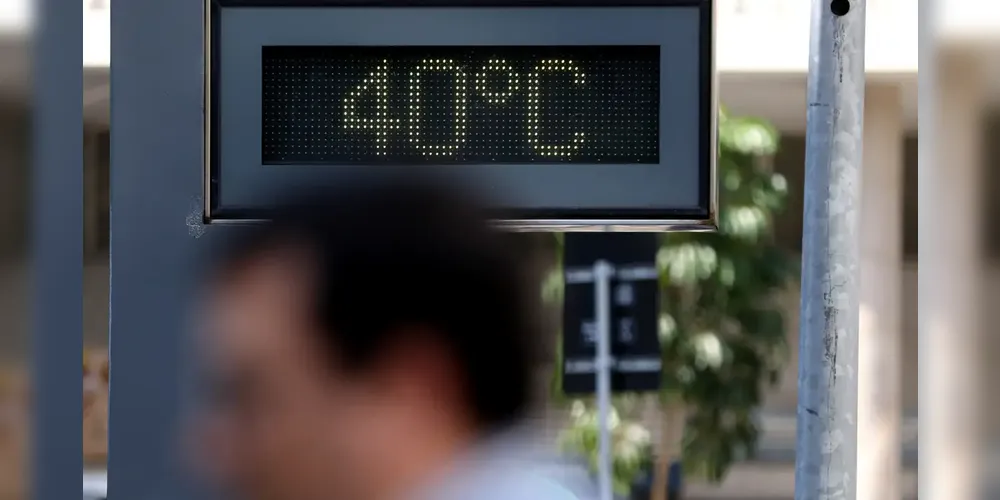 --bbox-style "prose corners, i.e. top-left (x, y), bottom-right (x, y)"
top-left (795, 0), bottom-right (865, 499)
top-left (32, 0), bottom-right (84, 499)
top-left (593, 260), bottom-right (614, 500)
